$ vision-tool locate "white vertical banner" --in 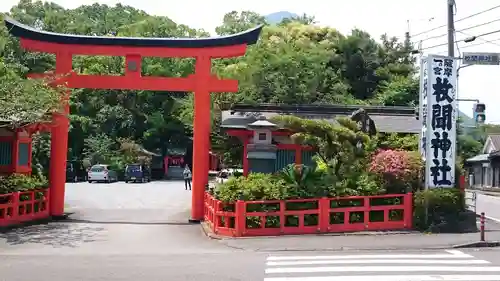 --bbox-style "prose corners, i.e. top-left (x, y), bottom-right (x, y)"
top-left (424, 55), bottom-right (457, 188)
